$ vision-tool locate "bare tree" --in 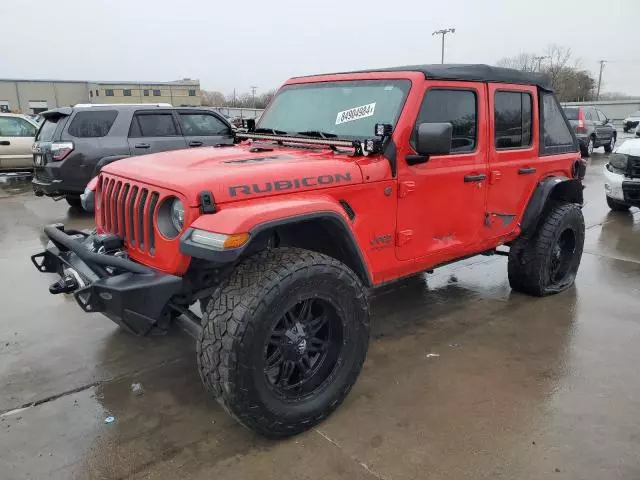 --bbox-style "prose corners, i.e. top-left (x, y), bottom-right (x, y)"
top-left (496, 53), bottom-right (538, 72)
